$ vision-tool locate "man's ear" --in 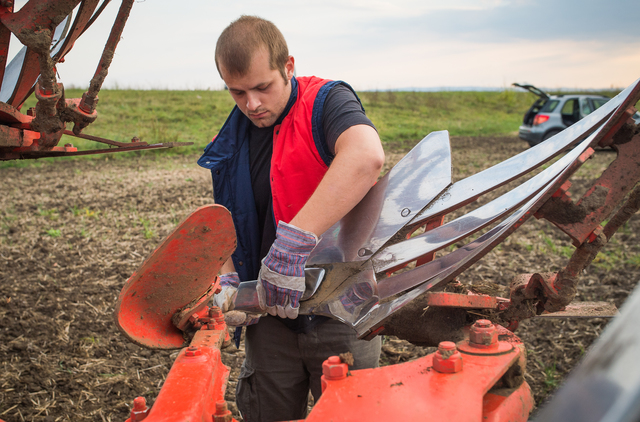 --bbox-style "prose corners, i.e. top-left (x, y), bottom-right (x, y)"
top-left (285, 55), bottom-right (295, 80)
